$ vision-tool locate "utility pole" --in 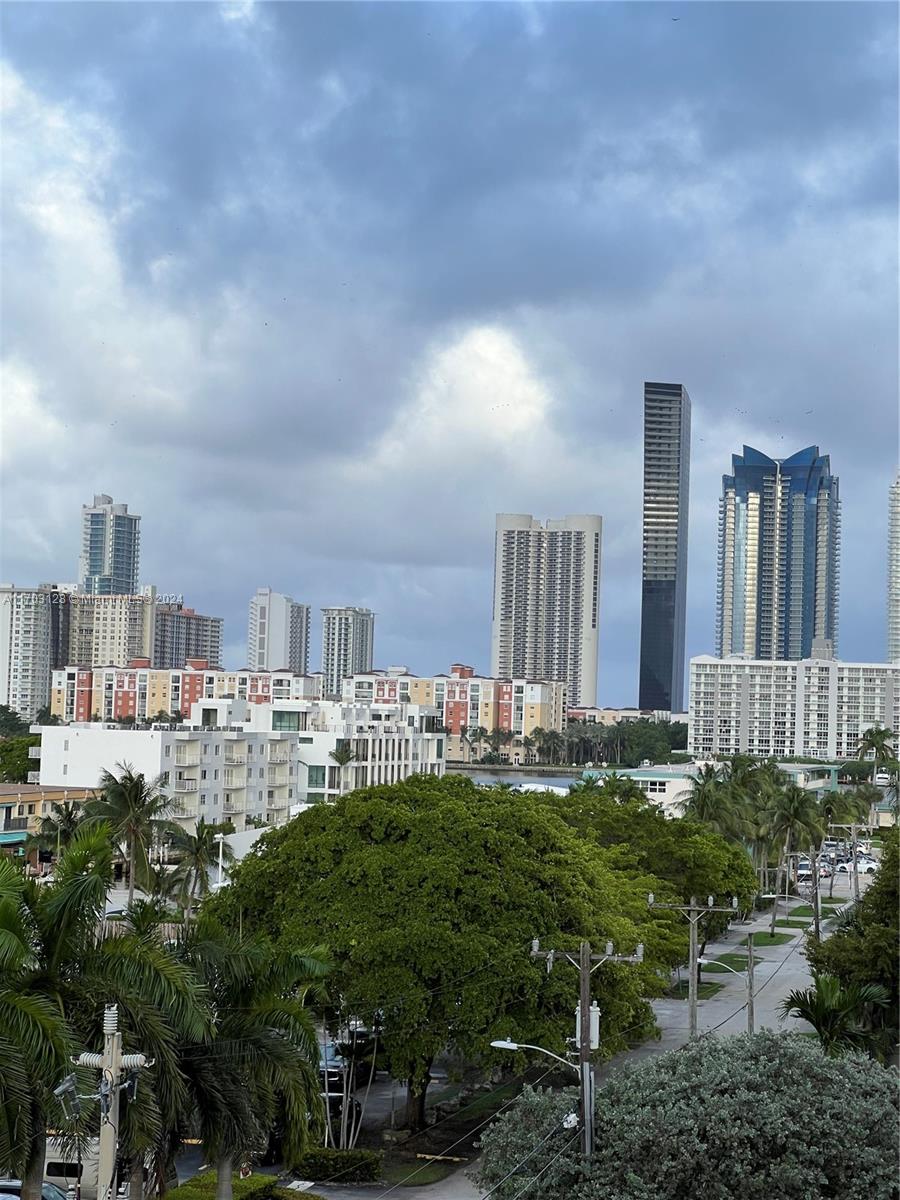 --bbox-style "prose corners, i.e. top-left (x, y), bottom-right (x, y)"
top-left (830, 822), bottom-right (864, 903)
top-left (73, 1006), bottom-right (151, 1200)
top-left (531, 937), bottom-right (644, 1165)
top-left (648, 895), bottom-right (738, 1039)
top-left (746, 933), bottom-right (755, 1035)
